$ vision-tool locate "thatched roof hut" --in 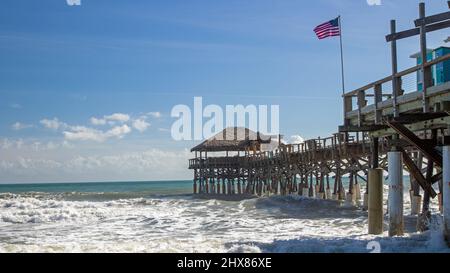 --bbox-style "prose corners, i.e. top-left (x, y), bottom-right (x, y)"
top-left (191, 127), bottom-right (273, 152)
